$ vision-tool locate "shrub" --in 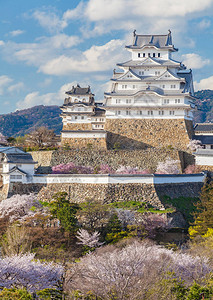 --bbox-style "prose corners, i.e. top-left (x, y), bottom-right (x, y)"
top-left (0, 288), bottom-right (32, 299)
